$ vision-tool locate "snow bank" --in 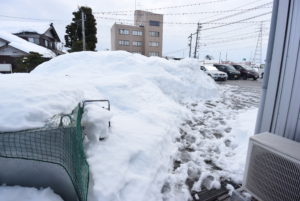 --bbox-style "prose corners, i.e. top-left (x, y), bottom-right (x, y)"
top-left (215, 107), bottom-right (258, 183)
top-left (0, 186), bottom-right (63, 201)
top-left (0, 31), bottom-right (56, 58)
top-left (0, 51), bottom-right (218, 201)
top-left (81, 104), bottom-right (112, 141)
